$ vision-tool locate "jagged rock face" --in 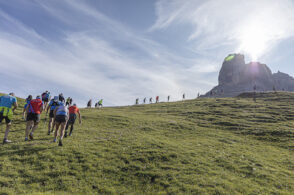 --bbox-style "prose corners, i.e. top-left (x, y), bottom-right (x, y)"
top-left (204, 54), bottom-right (294, 97)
